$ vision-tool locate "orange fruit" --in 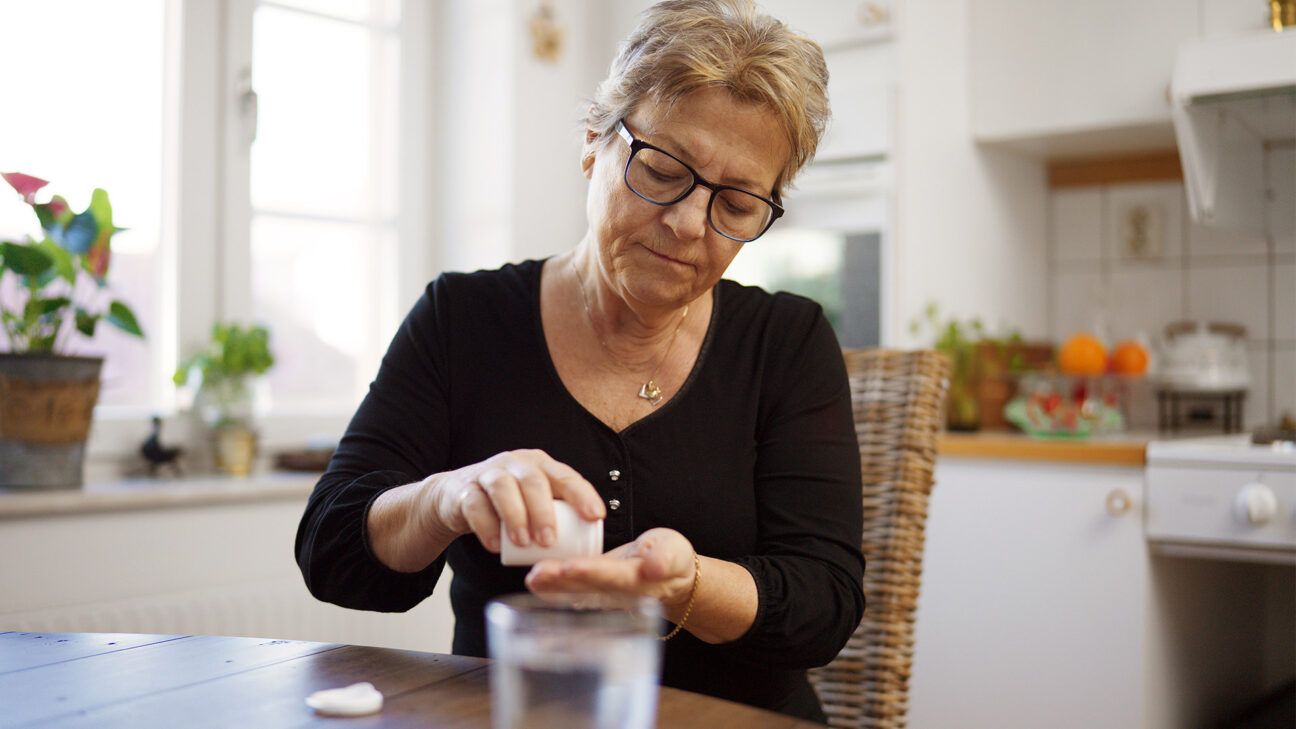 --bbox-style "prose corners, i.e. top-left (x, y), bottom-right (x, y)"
top-left (1058, 333), bottom-right (1107, 376)
top-left (1109, 340), bottom-right (1149, 376)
